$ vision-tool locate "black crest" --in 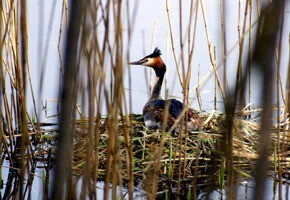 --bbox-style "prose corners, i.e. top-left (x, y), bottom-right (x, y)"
top-left (146, 48), bottom-right (162, 58)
